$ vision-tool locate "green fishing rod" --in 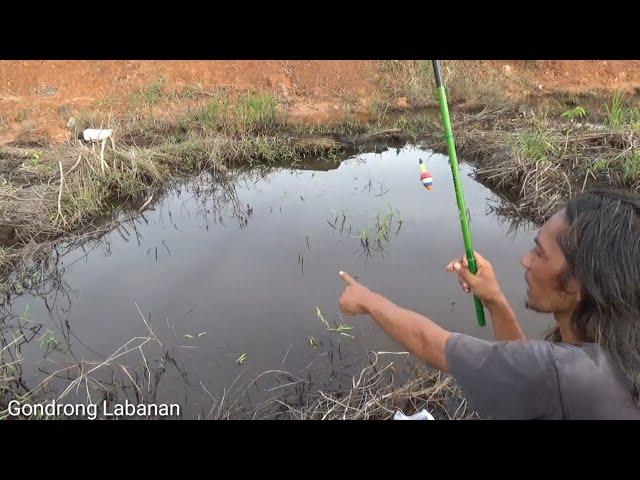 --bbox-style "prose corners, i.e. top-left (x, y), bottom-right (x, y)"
top-left (432, 60), bottom-right (486, 327)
